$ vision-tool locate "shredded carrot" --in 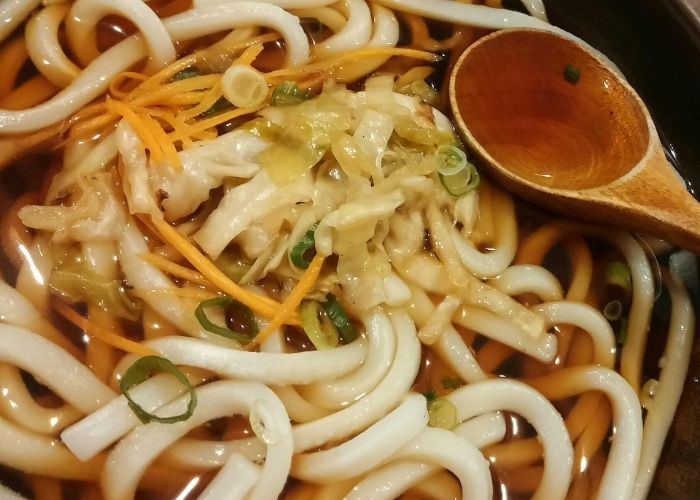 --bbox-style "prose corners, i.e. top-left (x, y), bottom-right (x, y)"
top-left (234, 43), bottom-right (266, 67)
top-left (129, 34), bottom-right (279, 99)
top-left (141, 112), bottom-right (181, 168)
top-left (53, 300), bottom-right (157, 356)
top-left (177, 82), bottom-right (223, 121)
top-left (148, 215), bottom-right (300, 325)
top-left (139, 253), bottom-right (212, 287)
top-left (106, 99), bottom-right (165, 163)
top-left (130, 74), bottom-right (221, 108)
top-left (109, 71), bottom-right (148, 99)
top-left (247, 254), bottom-right (325, 349)
top-left (169, 105), bottom-right (264, 143)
